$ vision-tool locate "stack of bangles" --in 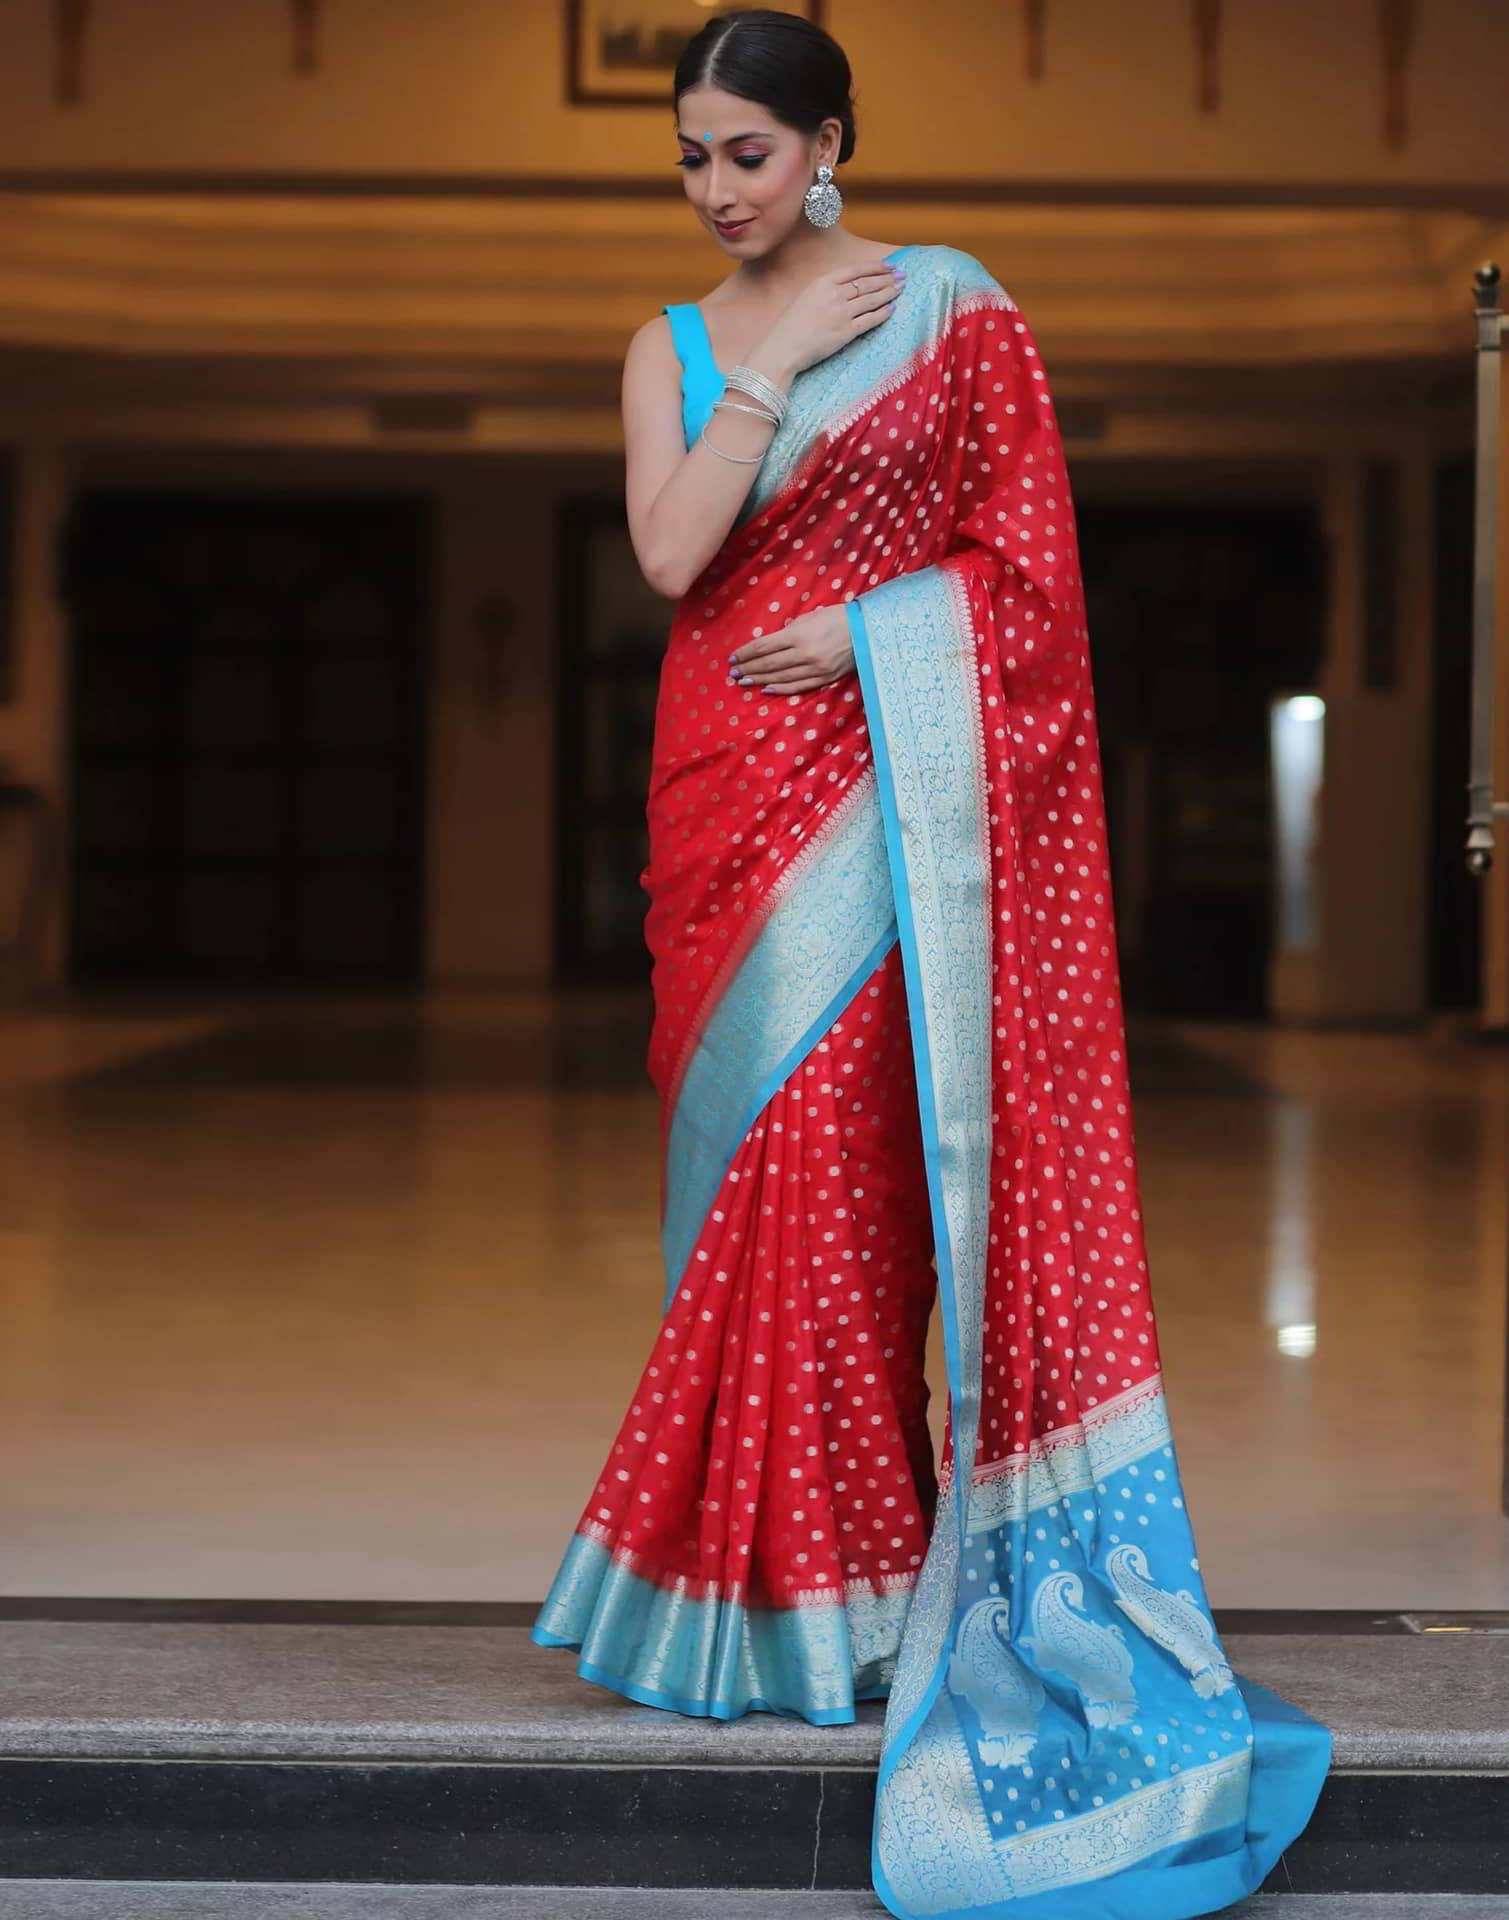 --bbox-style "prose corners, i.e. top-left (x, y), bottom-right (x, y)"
top-left (698, 364), bottom-right (789, 464)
